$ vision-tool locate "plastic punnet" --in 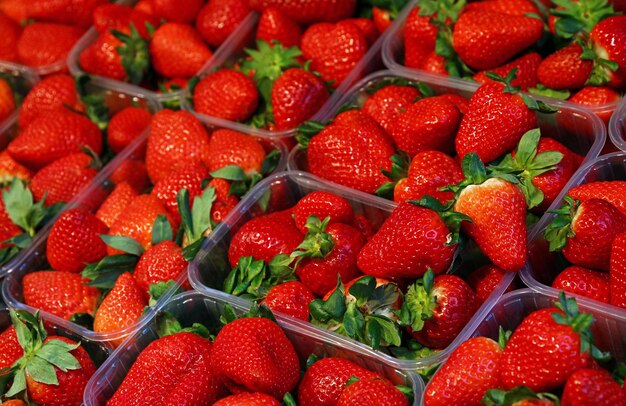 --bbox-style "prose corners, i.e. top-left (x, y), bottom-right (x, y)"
top-left (609, 96), bottom-right (626, 151)
top-left (0, 62), bottom-right (39, 143)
